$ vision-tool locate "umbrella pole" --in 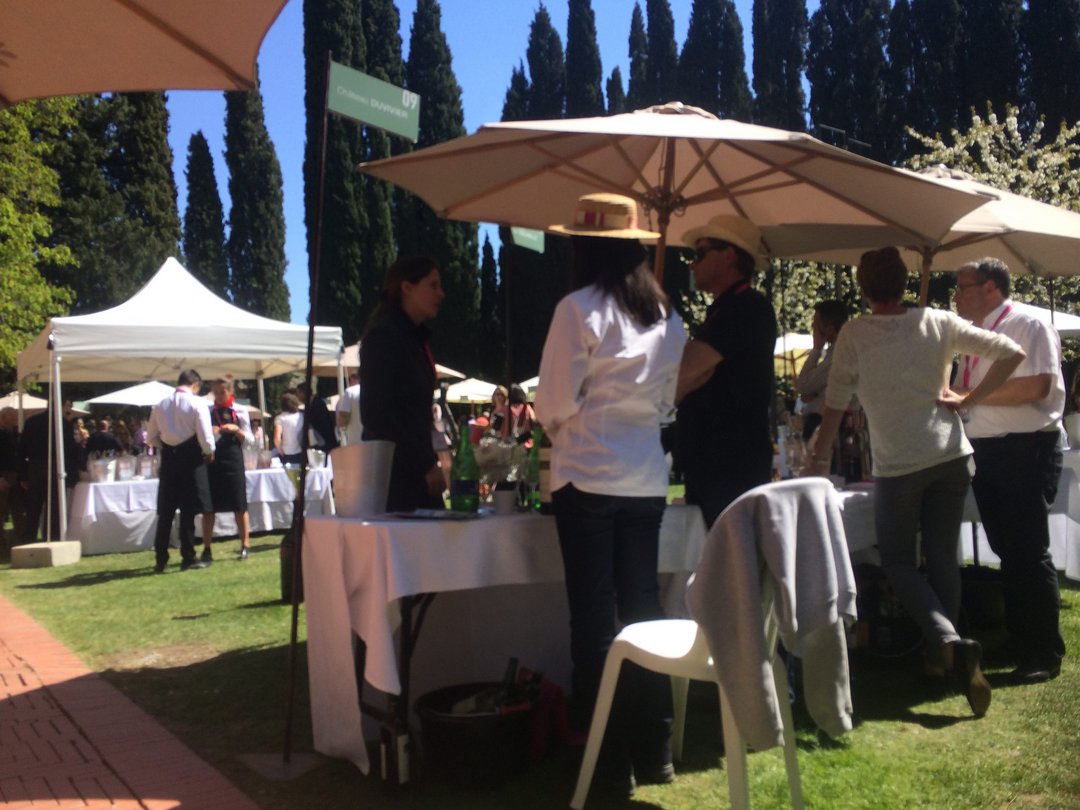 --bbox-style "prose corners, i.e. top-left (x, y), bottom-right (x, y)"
top-left (283, 48), bottom-right (333, 766)
top-left (654, 219), bottom-right (669, 285)
top-left (918, 250), bottom-right (931, 307)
